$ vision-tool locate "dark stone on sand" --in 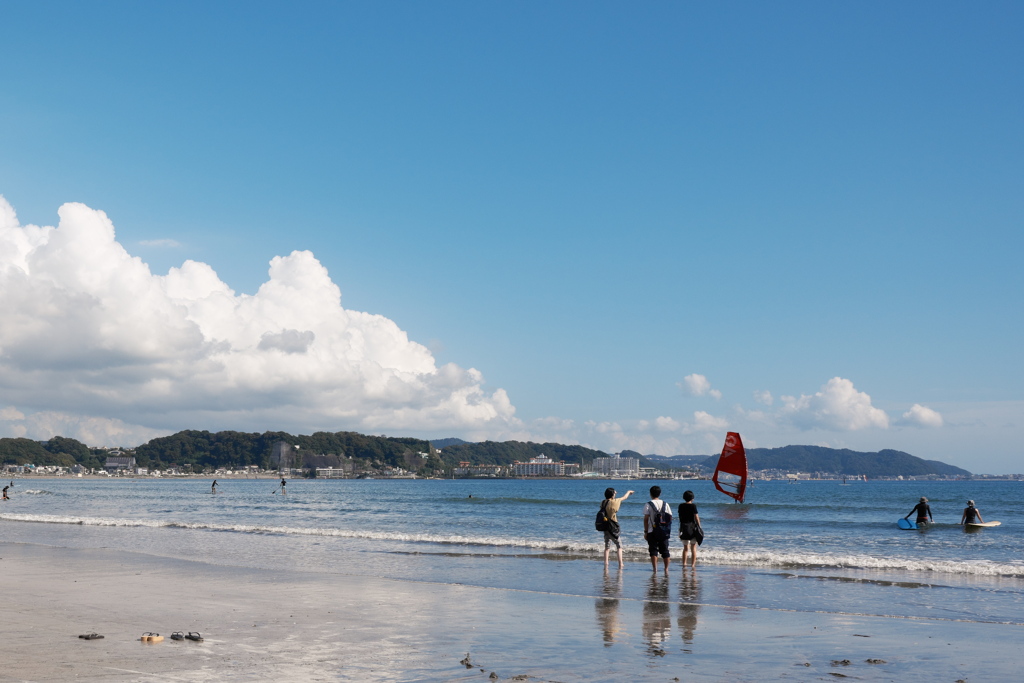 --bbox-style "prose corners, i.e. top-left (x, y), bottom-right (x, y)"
top-left (489, 673), bottom-right (498, 680)
top-left (460, 653), bottom-right (473, 669)
top-left (830, 659), bottom-right (852, 666)
top-left (866, 658), bottom-right (886, 664)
